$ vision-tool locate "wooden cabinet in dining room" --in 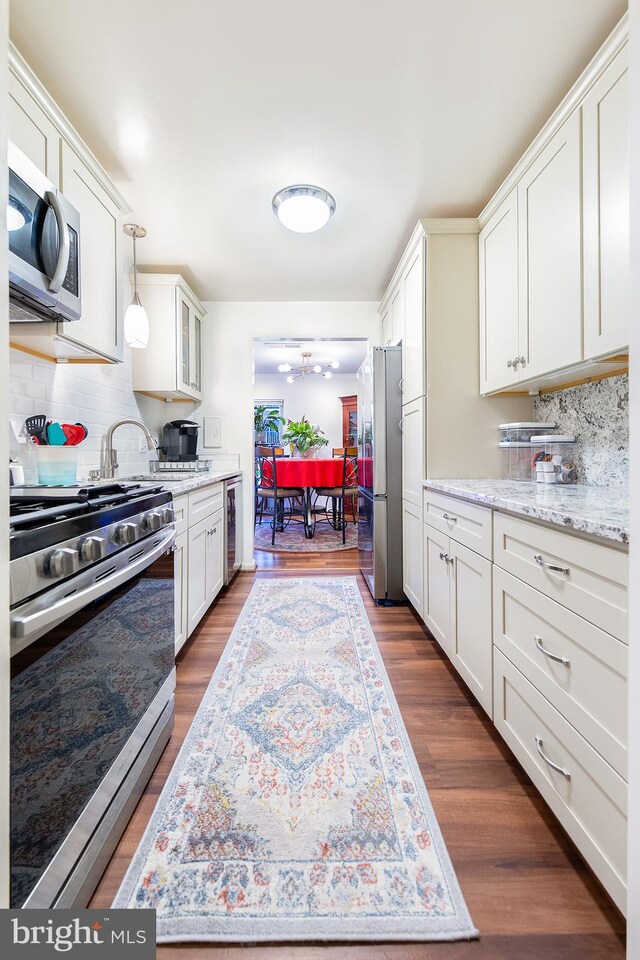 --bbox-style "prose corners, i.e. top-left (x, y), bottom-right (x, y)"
top-left (583, 43), bottom-right (629, 360)
top-left (340, 395), bottom-right (358, 448)
top-left (132, 274), bottom-right (206, 401)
